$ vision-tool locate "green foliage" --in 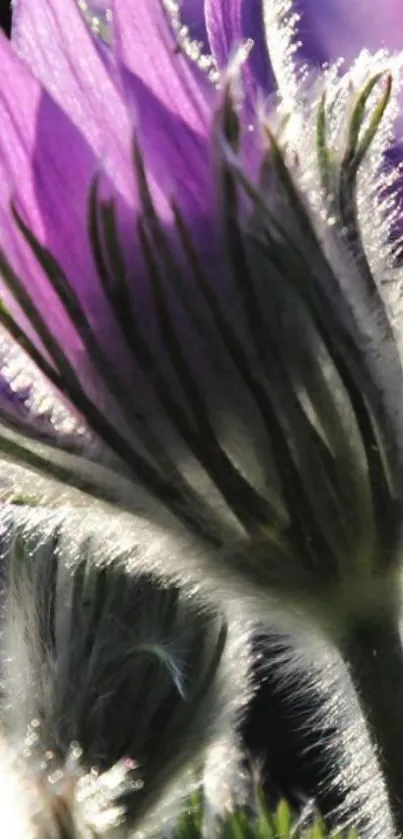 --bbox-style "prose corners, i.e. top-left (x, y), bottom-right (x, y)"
top-left (172, 794), bottom-right (357, 839)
